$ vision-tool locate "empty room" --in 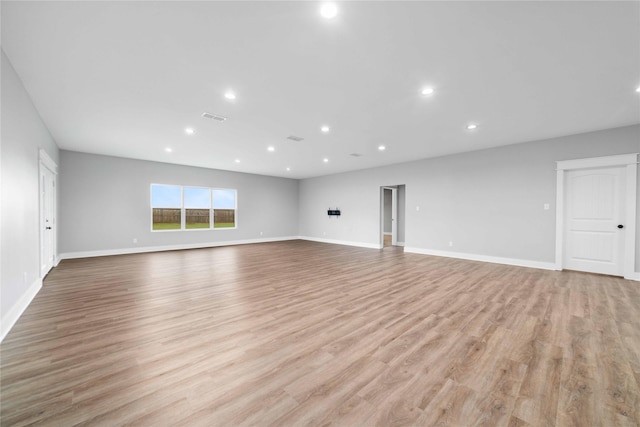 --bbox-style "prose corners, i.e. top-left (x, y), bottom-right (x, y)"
top-left (1, 1), bottom-right (639, 426)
